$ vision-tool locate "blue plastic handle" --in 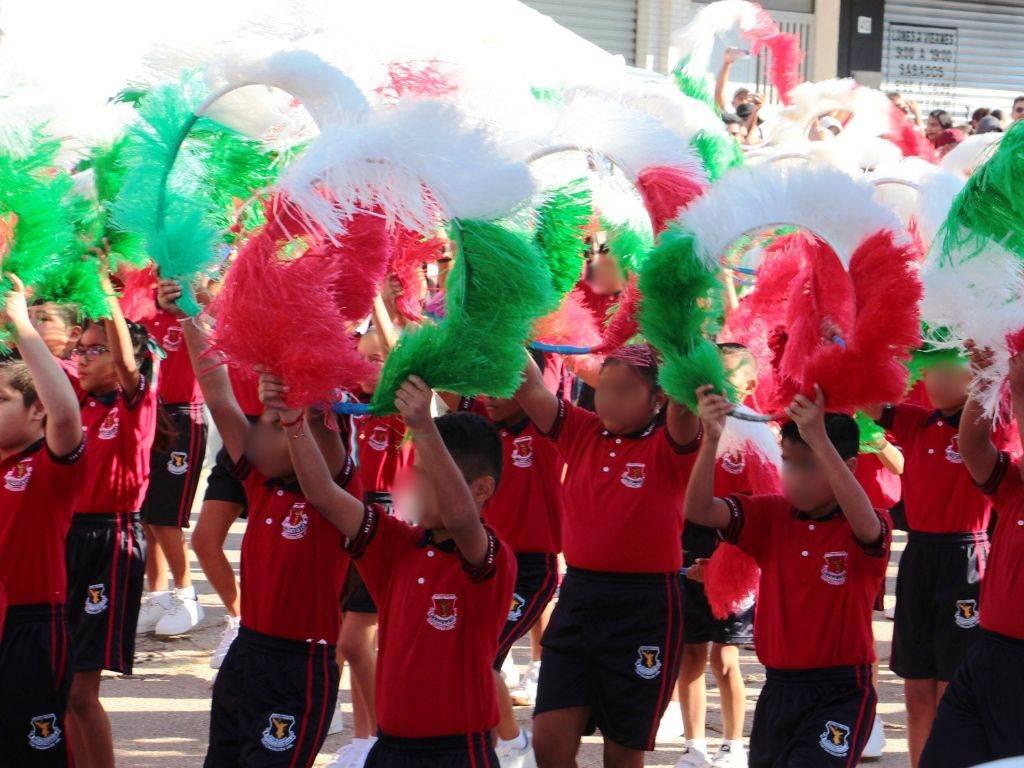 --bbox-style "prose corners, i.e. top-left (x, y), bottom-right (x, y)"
top-left (332, 402), bottom-right (371, 415)
top-left (530, 341), bottom-right (594, 355)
